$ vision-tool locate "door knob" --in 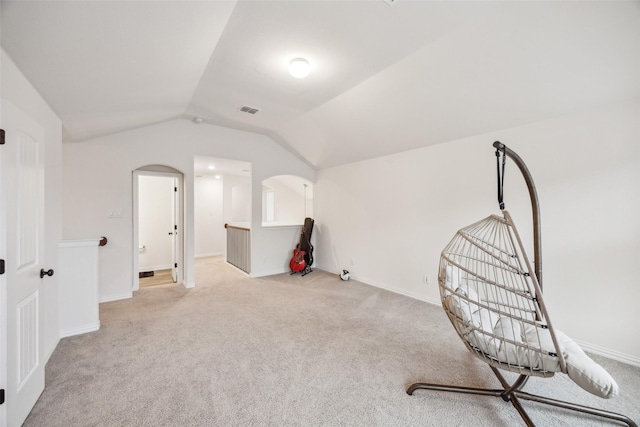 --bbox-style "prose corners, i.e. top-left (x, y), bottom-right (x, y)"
top-left (40, 268), bottom-right (54, 278)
